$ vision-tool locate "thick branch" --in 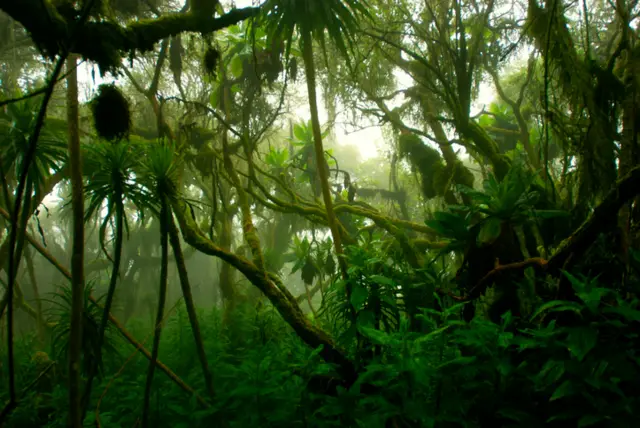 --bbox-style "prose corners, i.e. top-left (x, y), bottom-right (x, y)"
top-left (547, 165), bottom-right (640, 272)
top-left (171, 199), bottom-right (356, 381)
top-left (0, 2), bottom-right (259, 72)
